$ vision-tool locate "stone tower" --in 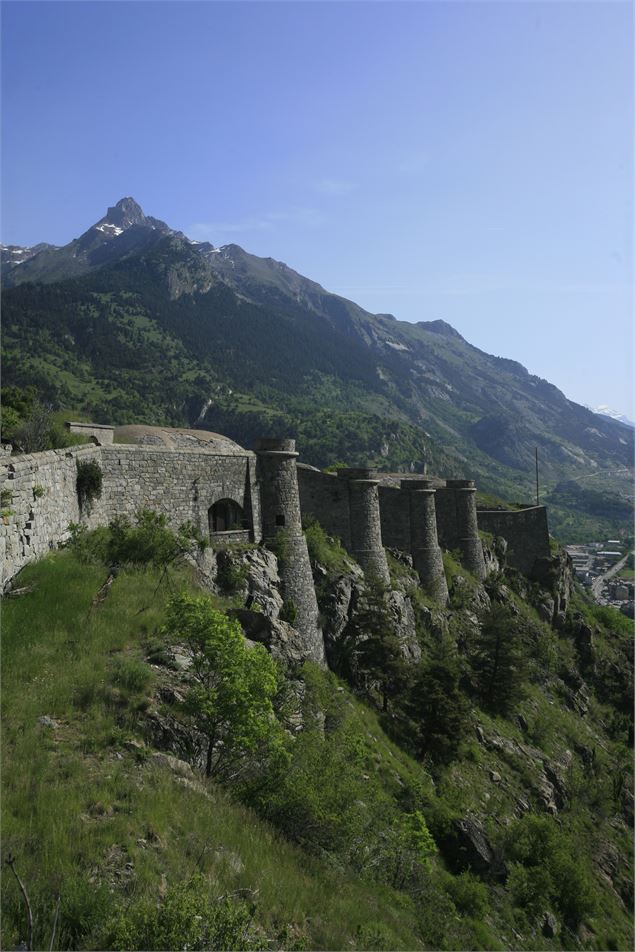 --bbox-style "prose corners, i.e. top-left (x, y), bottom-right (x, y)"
top-left (445, 479), bottom-right (486, 580)
top-left (401, 478), bottom-right (448, 604)
top-left (254, 438), bottom-right (325, 664)
top-left (338, 468), bottom-right (390, 585)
